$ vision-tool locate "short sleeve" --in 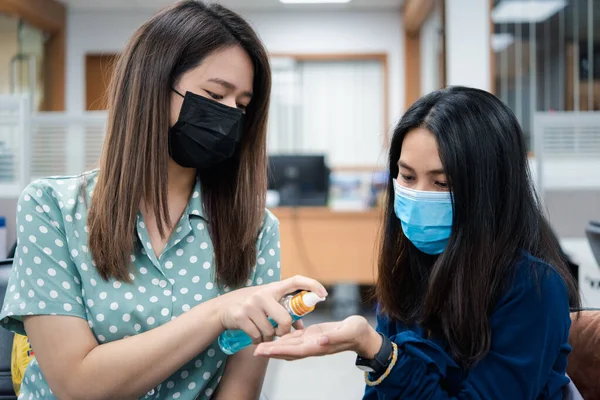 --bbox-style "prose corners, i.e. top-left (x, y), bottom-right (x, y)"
top-left (252, 210), bottom-right (281, 286)
top-left (0, 182), bottom-right (86, 335)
